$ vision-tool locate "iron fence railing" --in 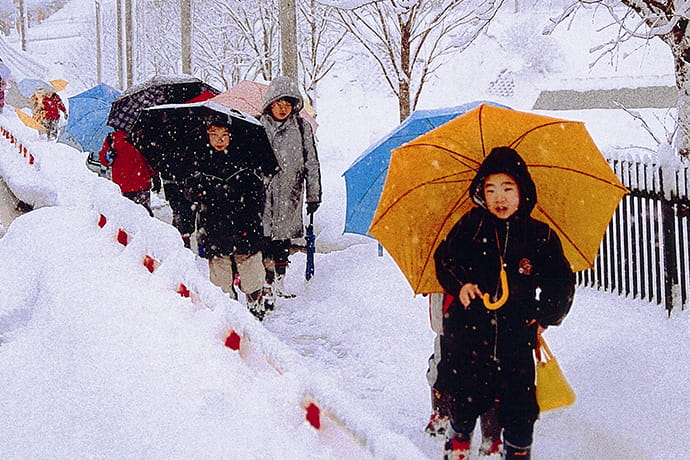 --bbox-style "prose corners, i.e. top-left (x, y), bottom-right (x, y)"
top-left (576, 159), bottom-right (689, 313)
